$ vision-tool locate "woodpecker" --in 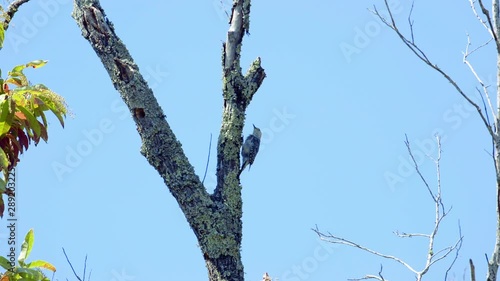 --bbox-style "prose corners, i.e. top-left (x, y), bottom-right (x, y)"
top-left (240, 124), bottom-right (262, 174)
